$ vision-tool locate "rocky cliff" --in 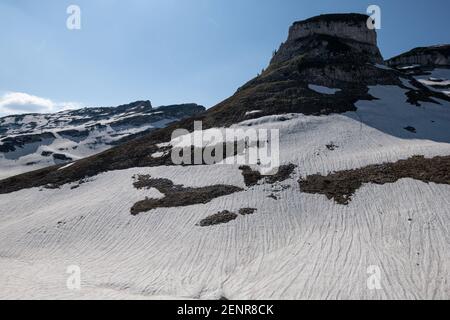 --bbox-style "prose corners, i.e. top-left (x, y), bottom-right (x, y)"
top-left (387, 45), bottom-right (450, 67)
